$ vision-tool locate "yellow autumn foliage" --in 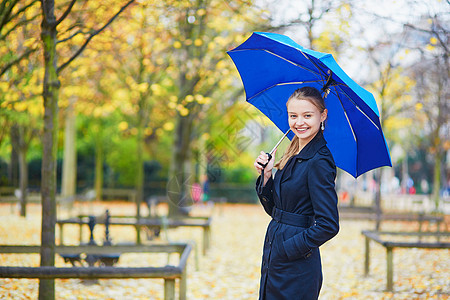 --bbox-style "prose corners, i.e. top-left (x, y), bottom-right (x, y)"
top-left (163, 122), bottom-right (175, 131)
